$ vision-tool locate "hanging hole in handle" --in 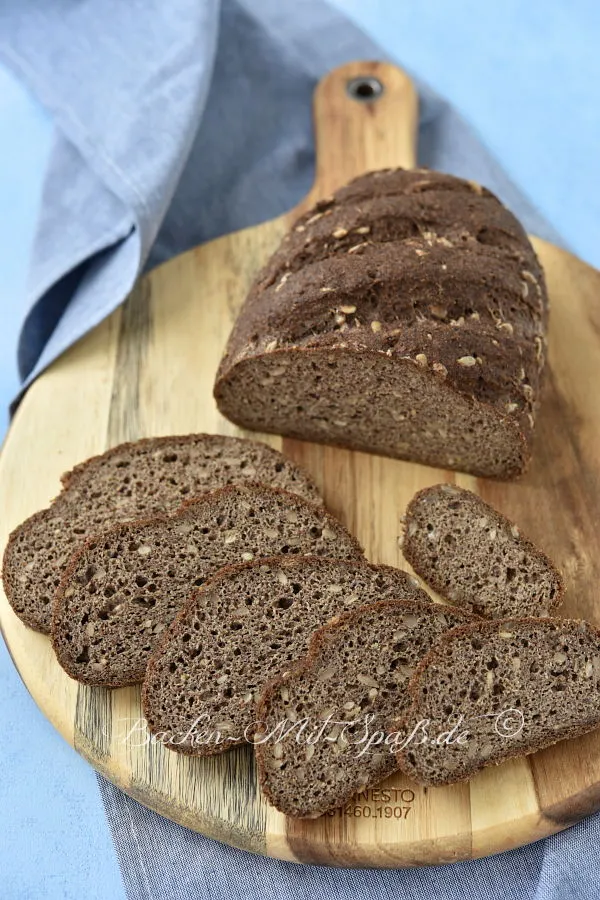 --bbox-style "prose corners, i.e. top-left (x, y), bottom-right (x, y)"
top-left (346, 76), bottom-right (384, 102)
